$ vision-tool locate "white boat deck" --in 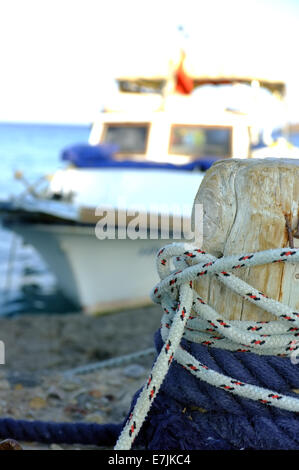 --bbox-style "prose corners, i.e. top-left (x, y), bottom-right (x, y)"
top-left (48, 167), bottom-right (205, 216)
